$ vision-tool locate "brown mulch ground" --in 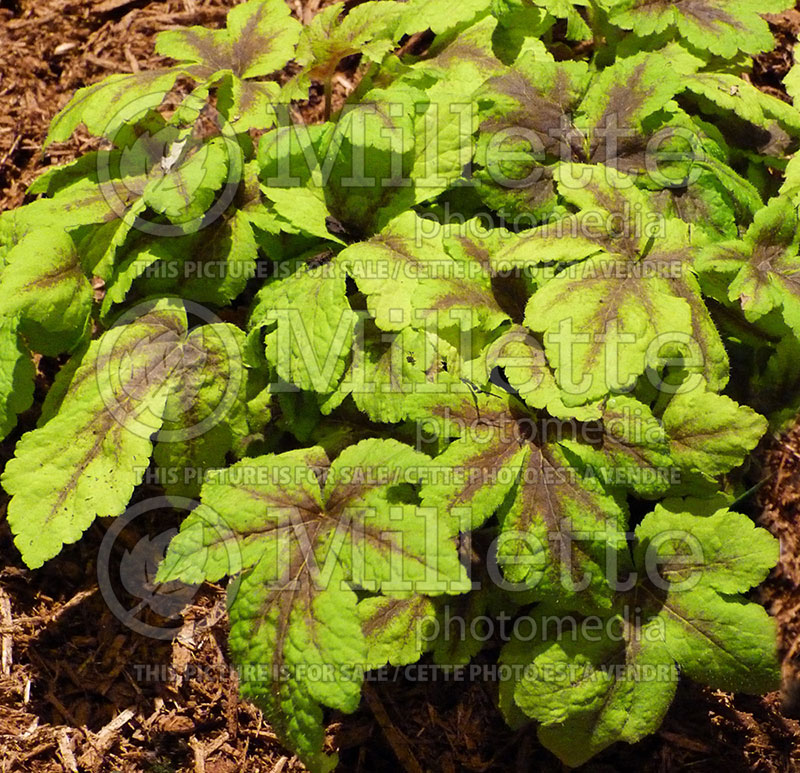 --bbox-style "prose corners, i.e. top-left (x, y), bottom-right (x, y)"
top-left (3, 1), bottom-right (800, 771)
